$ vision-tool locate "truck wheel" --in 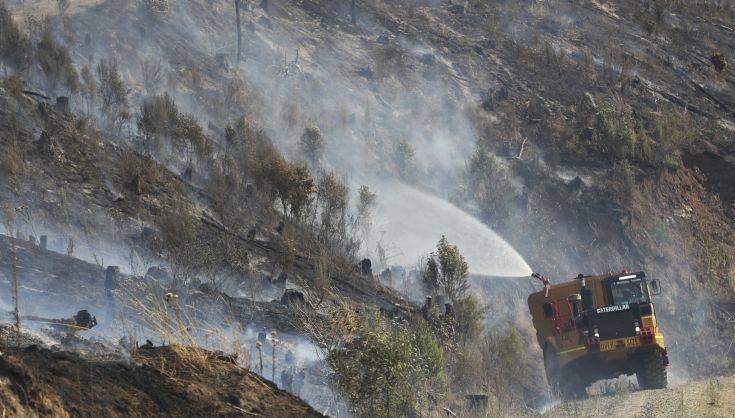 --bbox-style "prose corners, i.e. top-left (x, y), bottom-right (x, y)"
top-left (636, 349), bottom-right (668, 390)
top-left (545, 346), bottom-right (587, 400)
